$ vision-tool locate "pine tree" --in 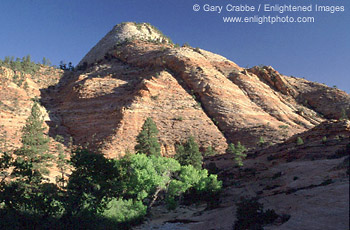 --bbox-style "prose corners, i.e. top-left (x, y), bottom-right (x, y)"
top-left (55, 135), bottom-right (68, 188)
top-left (1, 101), bottom-right (60, 214)
top-left (175, 136), bottom-right (203, 169)
top-left (42, 57), bottom-right (51, 66)
top-left (227, 142), bottom-right (247, 167)
top-left (135, 117), bottom-right (161, 156)
top-left (13, 100), bottom-right (52, 179)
